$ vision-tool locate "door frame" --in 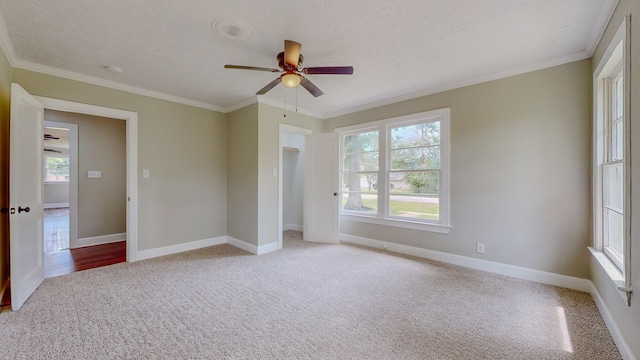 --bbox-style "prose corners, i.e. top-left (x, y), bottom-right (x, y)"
top-left (278, 124), bottom-right (312, 249)
top-left (43, 120), bottom-right (78, 248)
top-left (35, 96), bottom-right (139, 262)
